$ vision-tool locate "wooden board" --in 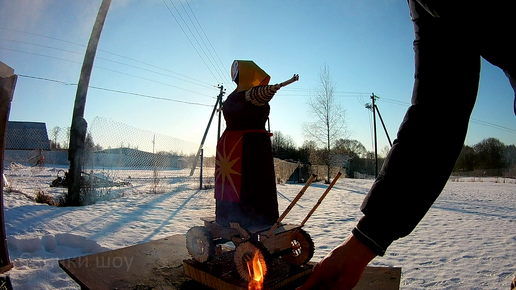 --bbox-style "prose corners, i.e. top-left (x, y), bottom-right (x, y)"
top-left (59, 234), bottom-right (401, 290)
top-left (59, 235), bottom-right (191, 290)
top-left (356, 267), bottom-right (401, 290)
